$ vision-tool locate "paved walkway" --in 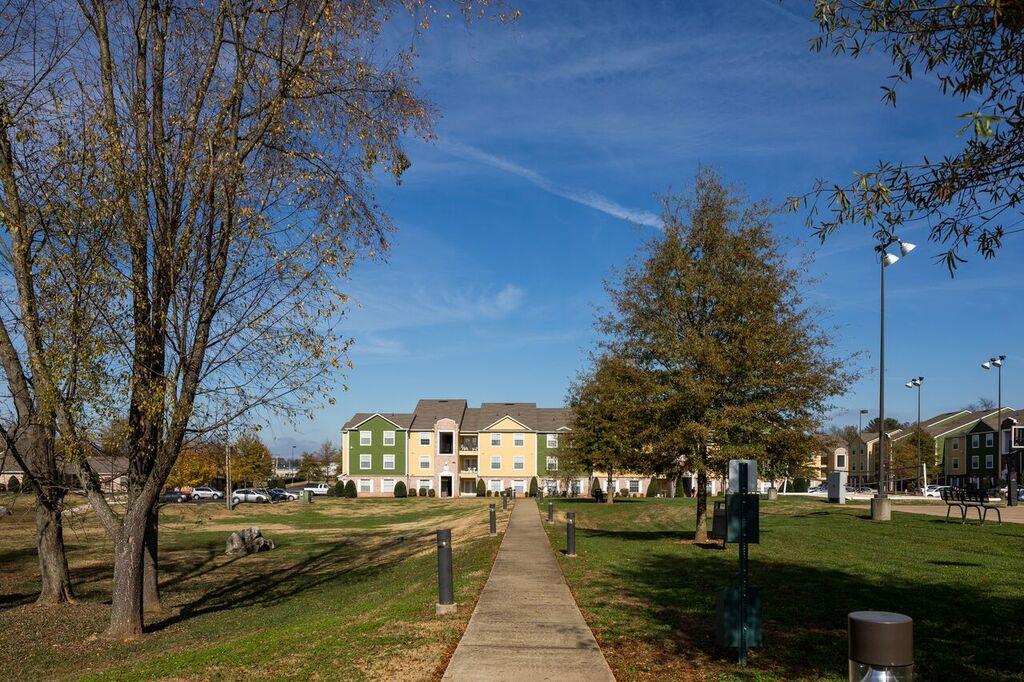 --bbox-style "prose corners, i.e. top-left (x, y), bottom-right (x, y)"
top-left (443, 498), bottom-right (615, 681)
top-left (893, 502), bottom-right (1024, 523)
